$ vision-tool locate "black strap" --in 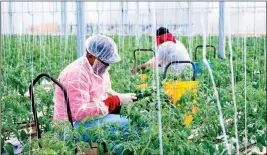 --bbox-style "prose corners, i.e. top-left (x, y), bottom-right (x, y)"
top-left (29, 73), bottom-right (73, 145)
top-left (194, 44), bottom-right (216, 61)
top-left (163, 61), bottom-right (196, 81)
